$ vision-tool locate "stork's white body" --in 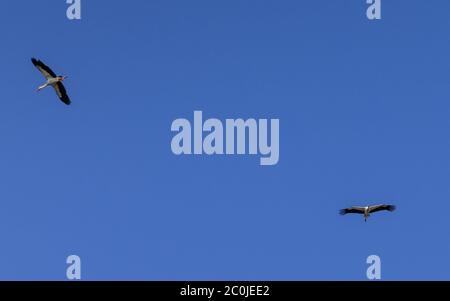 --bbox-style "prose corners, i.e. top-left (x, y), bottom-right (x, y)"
top-left (363, 206), bottom-right (370, 221)
top-left (37, 77), bottom-right (64, 91)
